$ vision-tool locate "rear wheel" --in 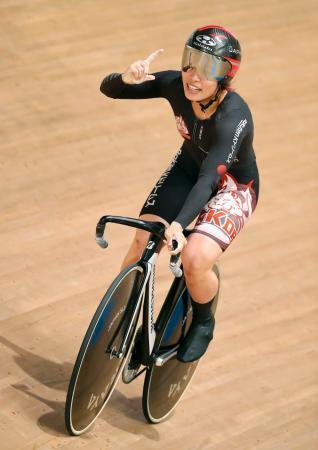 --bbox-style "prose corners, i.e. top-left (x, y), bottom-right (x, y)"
top-left (142, 264), bottom-right (220, 423)
top-left (65, 265), bottom-right (144, 435)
